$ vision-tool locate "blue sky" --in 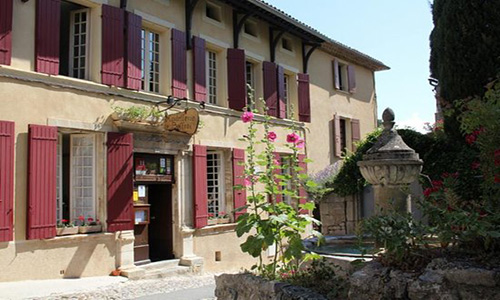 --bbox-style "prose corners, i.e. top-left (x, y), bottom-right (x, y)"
top-left (265, 0), bottom-right (435, 132)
